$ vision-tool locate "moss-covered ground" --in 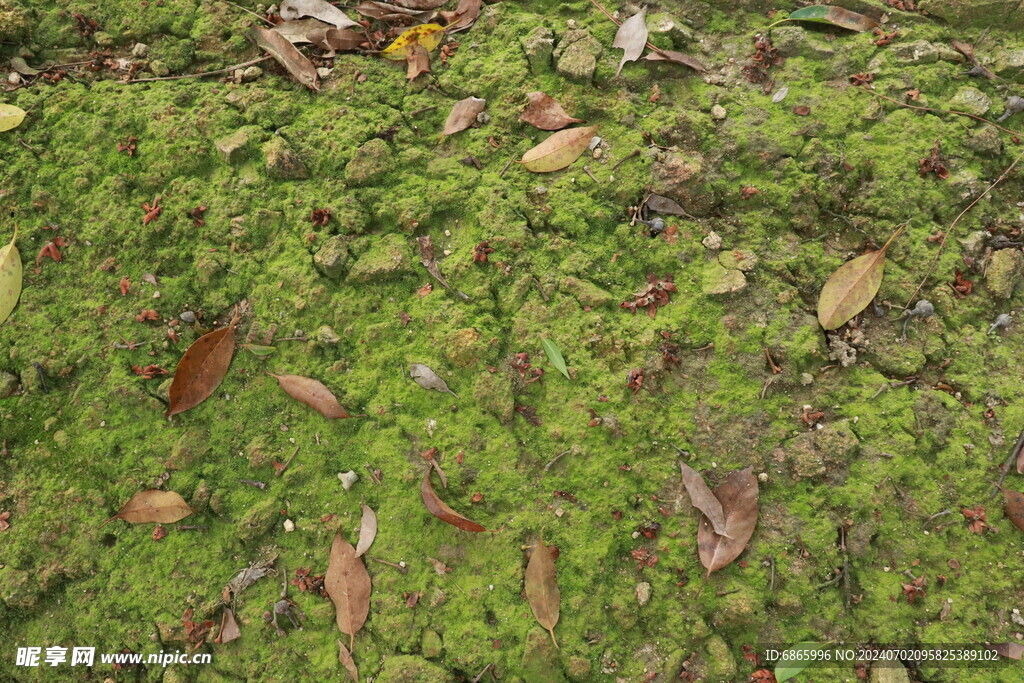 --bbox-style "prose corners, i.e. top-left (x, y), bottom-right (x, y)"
top-left (3, 0), bottom-right (1024, 680)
